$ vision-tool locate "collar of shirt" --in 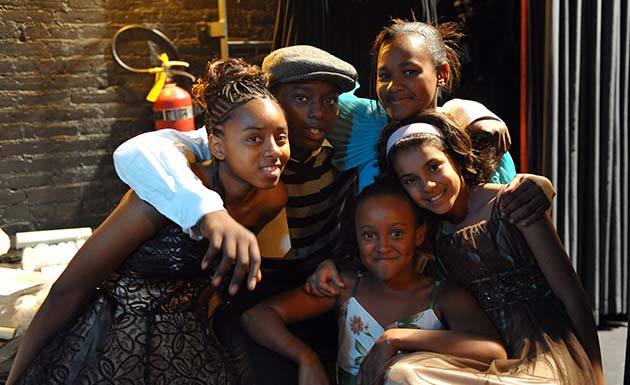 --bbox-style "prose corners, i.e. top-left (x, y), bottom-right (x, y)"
top-left (289, 139), bottom-right (333, 164)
